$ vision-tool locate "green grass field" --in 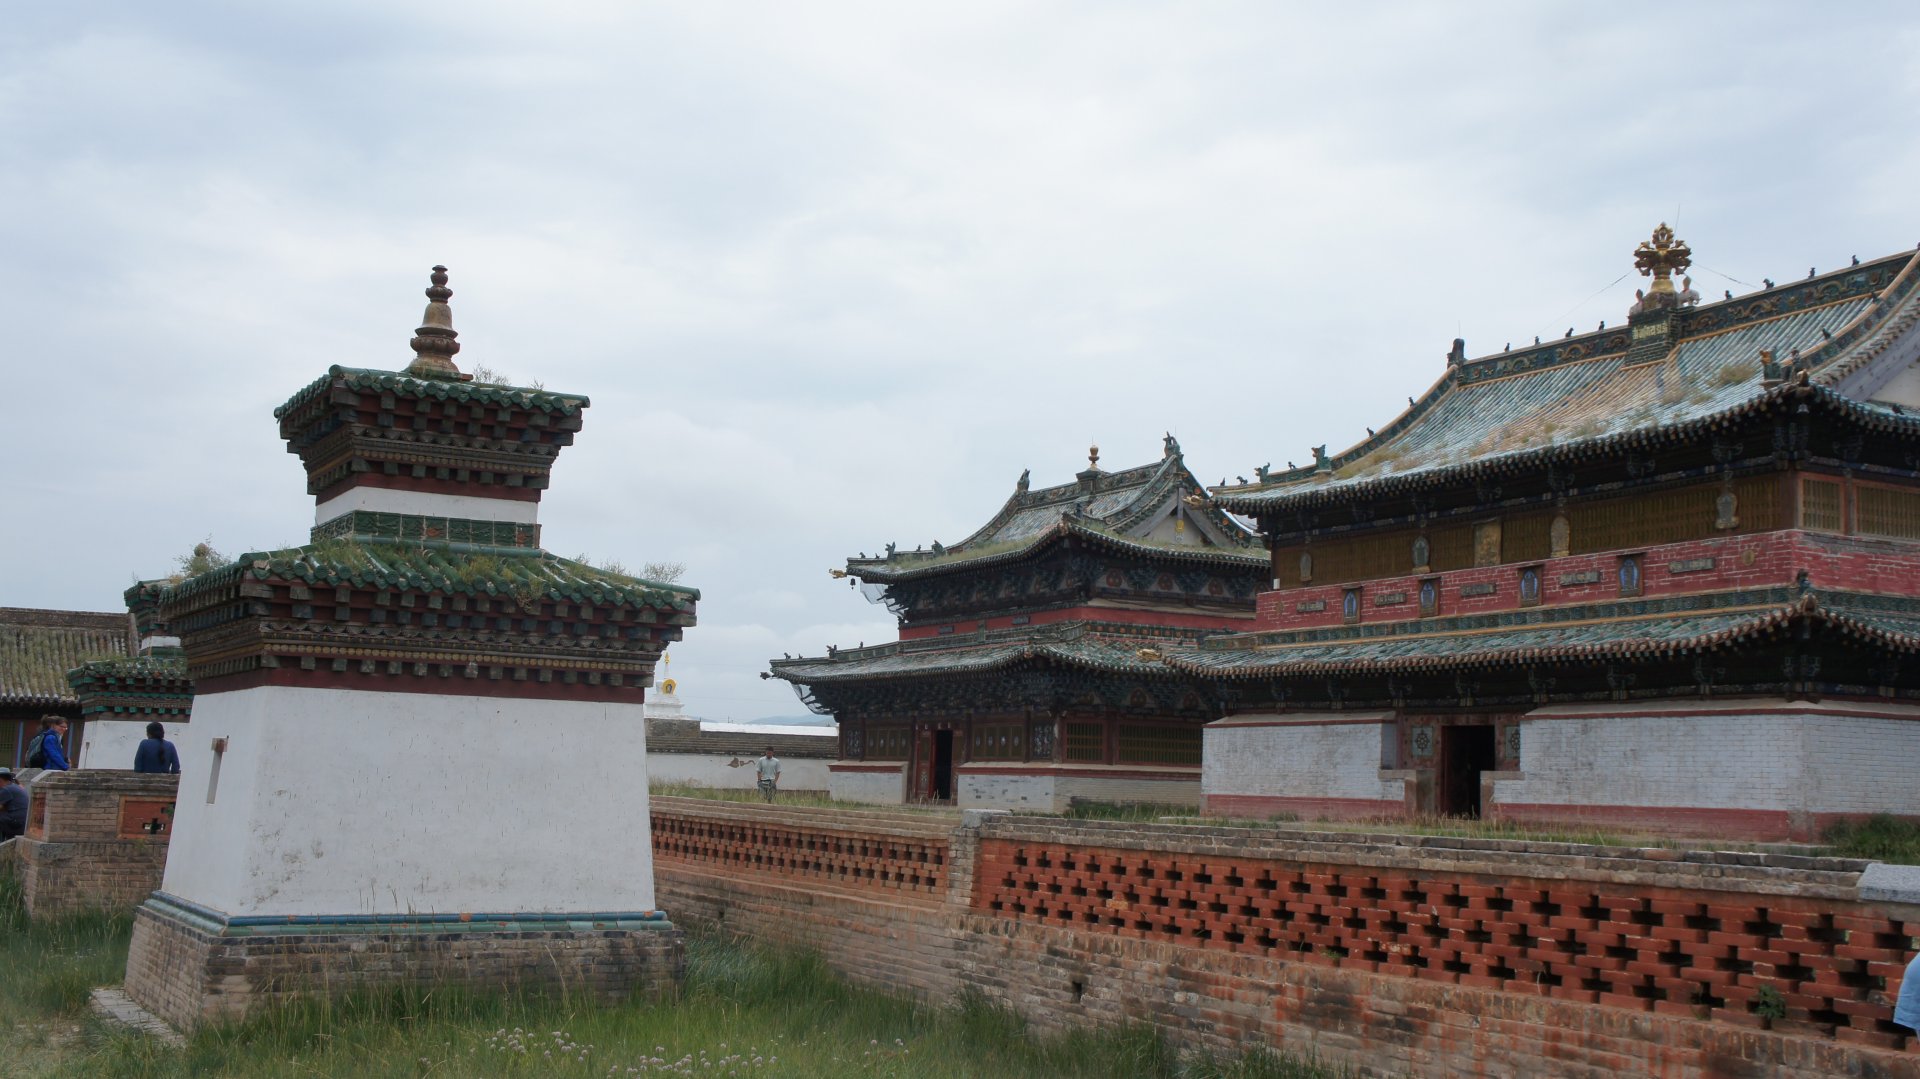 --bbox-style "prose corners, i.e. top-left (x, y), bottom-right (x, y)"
top-left (0, 871), bottom-right (1335, 1078)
